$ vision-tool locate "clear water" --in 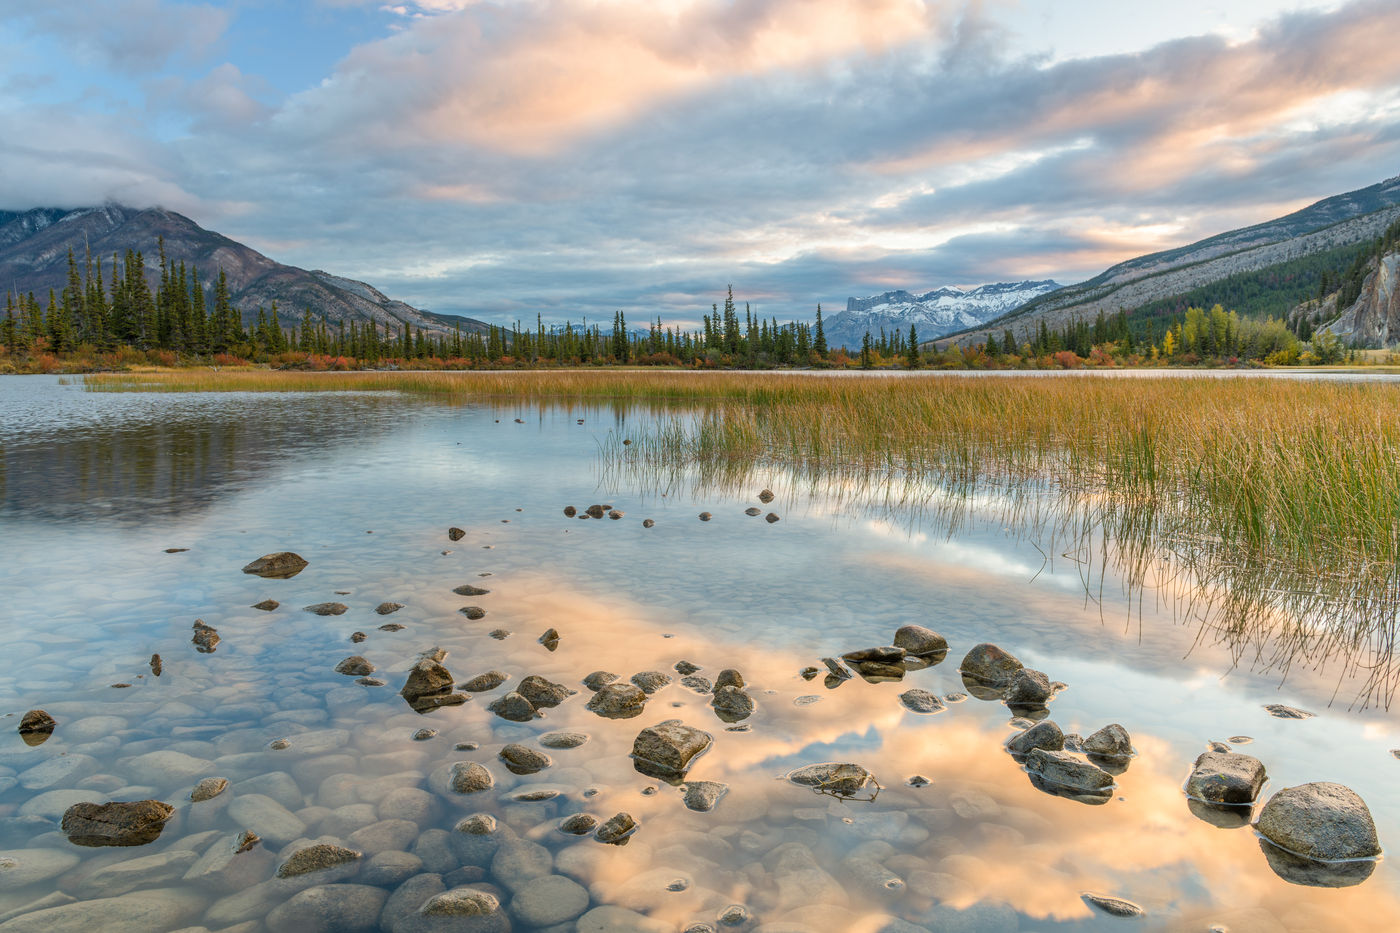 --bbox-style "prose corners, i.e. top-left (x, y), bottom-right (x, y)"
top-left (1, 375), bottom-right (1397, 932)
